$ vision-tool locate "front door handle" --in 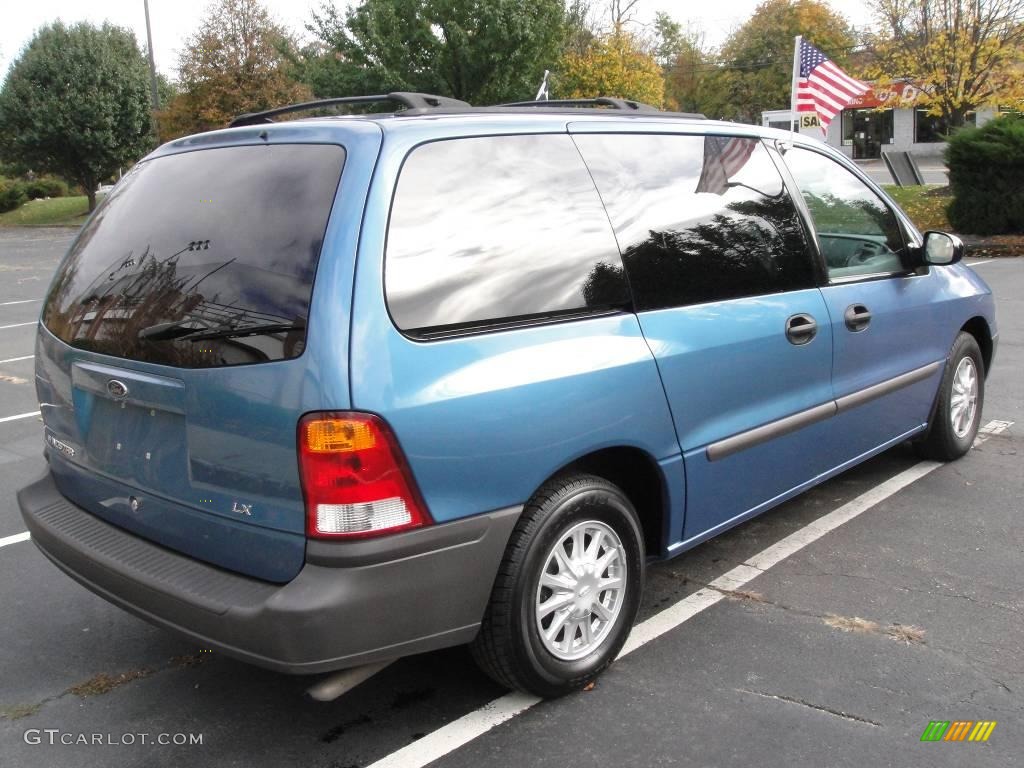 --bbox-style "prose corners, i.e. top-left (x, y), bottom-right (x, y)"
top-left (844, 303), bottom-right (872, 332)
top-left (785, 313), bottom-right (817, 345)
